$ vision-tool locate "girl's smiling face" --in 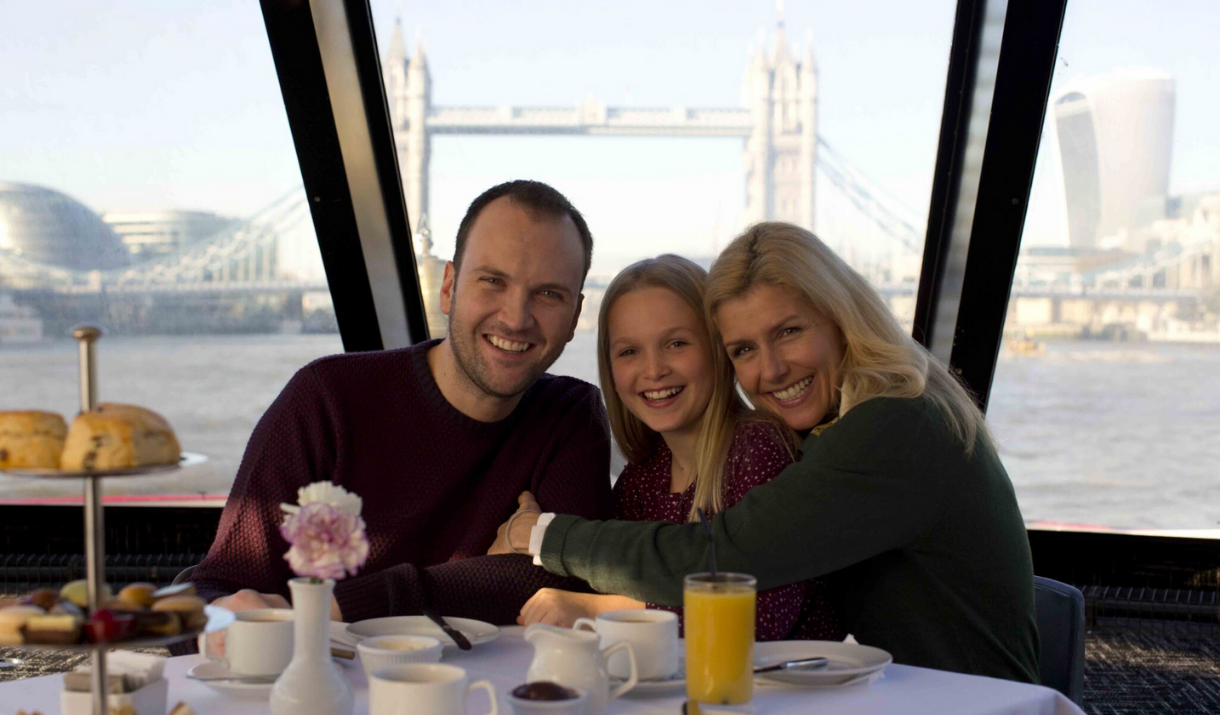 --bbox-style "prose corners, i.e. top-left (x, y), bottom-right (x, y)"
top-left (607, 287), bottom-right (715, 439)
